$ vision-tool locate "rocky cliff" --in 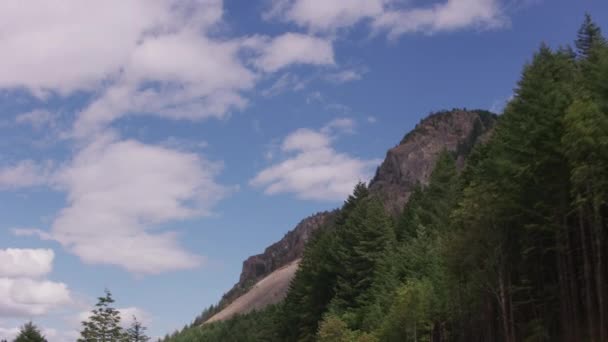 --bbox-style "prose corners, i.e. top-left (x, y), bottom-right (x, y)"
top-left (204, 109), bottom-right (496, 323)
top-left (369, 109), bottom-right (496, 213)
top-left (211, 211), bottom-right (336, 315)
